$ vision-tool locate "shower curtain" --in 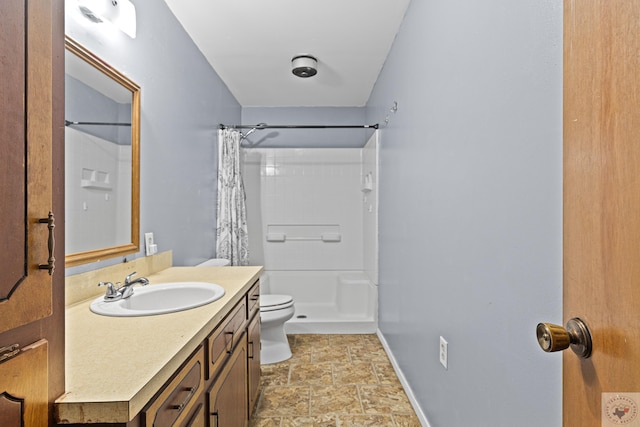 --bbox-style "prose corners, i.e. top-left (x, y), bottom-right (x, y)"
top-left (215, 129), bottom-right (249, 265)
